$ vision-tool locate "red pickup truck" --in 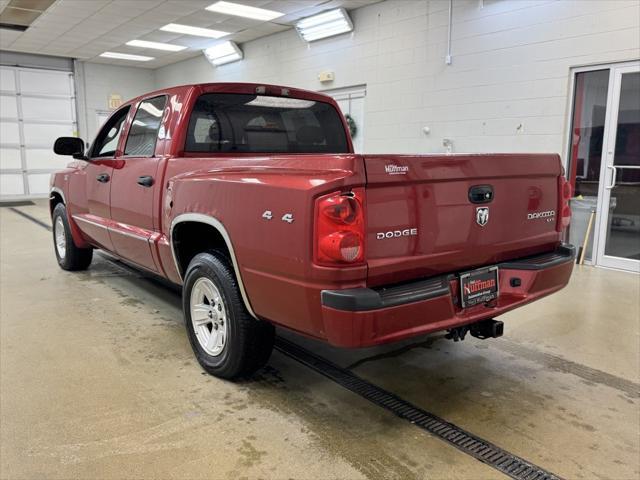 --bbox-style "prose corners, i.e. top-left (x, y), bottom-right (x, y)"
top-left (50, 83), bottom-right (575, 379)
